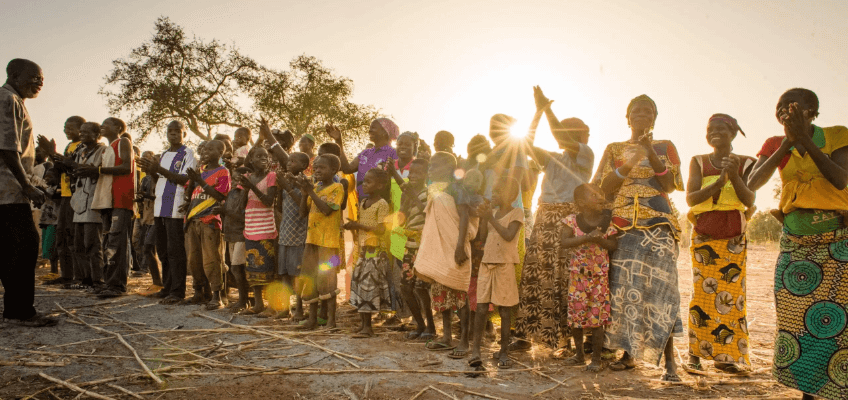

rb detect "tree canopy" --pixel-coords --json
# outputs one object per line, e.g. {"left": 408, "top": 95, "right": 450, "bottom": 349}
{"left": 101, "top": 17, "right": 379, "bottom": 147}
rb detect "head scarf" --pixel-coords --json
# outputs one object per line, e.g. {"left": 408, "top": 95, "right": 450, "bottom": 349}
{"left": 709, "top": 113, "right": 746, "bottom": 137}
{"left": 626, "top": 94, "right": 658, "bottom": 118}
{"left": 301, "top": 133, "right": 315, "bottom": 143}
{"left": 375, "top": 118, "right": 400, "bottom": 141}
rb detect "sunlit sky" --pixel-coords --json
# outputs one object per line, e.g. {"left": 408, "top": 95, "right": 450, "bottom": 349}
{"left": 3, "top": 0, "right": 847, "bottom": 212}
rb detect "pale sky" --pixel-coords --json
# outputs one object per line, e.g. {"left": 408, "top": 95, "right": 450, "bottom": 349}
{"left": 3, "top": 0, "right": 847, "bottom": 212}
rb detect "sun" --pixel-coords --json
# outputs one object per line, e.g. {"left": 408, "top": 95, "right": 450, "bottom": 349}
{"left": 509, "top": 119, "right": 527, "bottom": 138}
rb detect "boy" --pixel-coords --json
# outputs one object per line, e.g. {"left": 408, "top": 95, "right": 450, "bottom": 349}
{"left": 394, "top": 159, "right": 435, "bottom": 340}
{"left": 136, "top": 152, "right": 162, "bottom": 290}
{"left": 413, "top": 152, "right": 478, "bottom": 356}
{"left": 39, "top": 167, "right": 61, "bottom": 276}
{"left": 277, "top": 152, "right": 311, "bottom": 318}
{"left": 232, "top": 127, "right": 251, "bottom": 167}
{"left": 214, "top": 166, "right": 249, "bottom": 310}
{"left": 182, "top": 140, "right": 230, "bottom": 309}
{"left": 297, "top": 154, "right": 344, "bottom": 330}
{"left": 471, "top": 177, "right": 523, "bottom": 369}
{"left": 137, "top": 120, "right": 197, "bottom": 305}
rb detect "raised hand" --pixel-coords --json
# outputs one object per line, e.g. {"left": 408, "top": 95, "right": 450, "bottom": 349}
{"left": 258, "top": 116, "right": 274, "bottom": 143}
{"left": 325, "top": 123, "right": 342, "bottom": 143}
{"left": 533, "top": 86, "right": 551, "bottom": 111}
{"left": 37, "top": 135, "right": 57, "bottom": 155}
{"left": 186, "top": 167, "right": 203, "bottom": 184}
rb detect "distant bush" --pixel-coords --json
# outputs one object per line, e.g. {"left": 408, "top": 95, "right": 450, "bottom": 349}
{"left": 747, "top": 210, "right": 783, "bottom": 243}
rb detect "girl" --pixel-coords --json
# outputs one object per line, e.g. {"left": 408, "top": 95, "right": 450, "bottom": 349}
{"left": 238, "top": 146, "right": 278, "bottom": 316}
{"left": 345, "top": 168, "right": 392, "bottom": 338}
{"left": 560, "top": 183, "right": 618, "bottom": 372}
{"left": 685, "top": 114, "right": 755, "bottom": 373}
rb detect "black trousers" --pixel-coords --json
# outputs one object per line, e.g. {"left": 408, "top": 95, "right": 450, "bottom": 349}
{"left": 56, "top": 197, "right": 78, "bottom": 280}
{"left": 102, "top": 208, "right": 133, "bottom": 292}
{"left": 0, "top": 203, "right": 40, "bottom": 320}
{"left": 155, "top": 217, "right": 187, "bottom": 298}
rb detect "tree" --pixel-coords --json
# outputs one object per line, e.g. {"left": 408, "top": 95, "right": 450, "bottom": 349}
{"left": 100, "top": 17, "right": 263, "bottom": 142}
{"left": 249, "top": 55, "right": 380, "bottom": 152}
{"left": 747, "top": 210, "right": 783, "bottom": 243}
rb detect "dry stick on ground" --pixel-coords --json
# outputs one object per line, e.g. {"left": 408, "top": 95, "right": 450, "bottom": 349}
{"left": 504, "top": 358, "right": 571, "bottom": 397}
{"left": 134, "top": 387, "right": 196, "bottom": 395}
{"left": 409, "top": 386, "right": 429, "bottom": 400}
{"left": 0, "top": 360, "right": 67, "bottom": 367}
{"left": 160, "top": 367, "right": 540, "bottom": 377}
{"left": 55, "top": 303, "right": 164, "bottom": 384}
{"left": 21, "top": 375, "right": 136, "bottom": 400}
{"left": 105, "top": 383, "right": 144, "bottom": 399}
{"left": 37, "top": 373, "right": 118, "bottom": 400}
{"left": 194, "top": 313, "right": 364, "bottom": 363}
{"left": 306, "top": 338, "right": 361, "bottom": 368}
{"left": 428, "top": 385, "right": 458, "bottom": 400}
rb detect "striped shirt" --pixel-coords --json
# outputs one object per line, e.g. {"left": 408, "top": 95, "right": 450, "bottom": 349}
{"left": 154, "top": 145, "right": 196, "bottom": 218}
{"left": 187, "top": 165, "right": 230, "bottom": 230}
{"left": 244, "top": 171, "right": 277, "bottom": 241}
{"left": 401, "top": 186, "right": 428, "bottom": 249}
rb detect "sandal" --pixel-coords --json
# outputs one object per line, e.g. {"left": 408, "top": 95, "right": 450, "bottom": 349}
{"left": 351, "top": 332, "right": 374, "bottom": 339}
{"left": 685, "top": 362, "right": 703, "bottom": 371}
{"left": 715, "top": 363, "right": 746, "bottom": 374}
{"left": 160, "top": 296, "right": 182, "bottom": 305}
{"left": 497, "top": 358, "right": 514, "bottom": 369}
{"left": 6, "top": 314, "right": 59, "bottom": 328}
{"left": 661, "top": 372, "right": 682, "bottom": 382}
{"left": 508, "top": 339, "right": 532, "bottom": 352}
{"left": 586, "top": 362, "right": 605, "bottom": 373}
{"left": 405, "top": 331, "right": 422, "bottom": 340}
{"left": 97, "top": 289, "right": 124, "bottom": 299}
{"left": 466, "top": 357, "right": 486, "bottom": 378}
{"left": 447, "top": 348, "right": 469, "bottom": 359}
{"left": 424, "top": 340, "right": 456, "bottom": 351}
{"left": 609, "top": 359, "right": 636, "bottom": 371}
{"left": 551, "top": 347, "right": 574, "bottom": 360}
{"left": 563, "top": 356, "right": 586, "bottom": 366}
{"left": 416, "top": 332, "right": 436, "bottom": 342}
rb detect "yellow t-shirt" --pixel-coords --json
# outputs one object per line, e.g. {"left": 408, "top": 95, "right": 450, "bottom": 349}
{"left": 777, "top": 126, "right": 848, "bottom": 214}
{"left": 306, "top": 182, "right": 343, "bottom": 248}
{"left": 60, "top": 141, "right": 81, "bottom": 197}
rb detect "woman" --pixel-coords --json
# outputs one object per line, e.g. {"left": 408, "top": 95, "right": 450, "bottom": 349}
{"left": 593, "top": 95, "right": 684, "bottom": 381}
{"left": 748, "top": 88, "right": 848, "bottom": 400}
{"left": 326, "top": 118, "right": 399, "bottom": 197}
{"left": 512, "top": 87, "right": 594, "bottom": 352}
{"left": 685, "top": 114, "right": 756, "bottom": 373}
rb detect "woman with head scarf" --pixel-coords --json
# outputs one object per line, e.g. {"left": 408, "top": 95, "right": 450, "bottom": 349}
{"left": 685, "top": 113, "right": 756, "bottom": 374}
{"left": 747, "top": 88, "right": 848, "bottom": 400}
{"left": 326, "top": 118, "right": 399, "bottom": 198}
{"left": 592, "top": 95, "right": 684, "bottom": 381}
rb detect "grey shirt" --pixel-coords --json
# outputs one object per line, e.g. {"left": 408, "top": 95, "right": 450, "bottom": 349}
{"left": 539, "top": 144, "right": 594, "bottom": 204}
{"left": 0, "top": 83, "right": 34, "bottom": 205}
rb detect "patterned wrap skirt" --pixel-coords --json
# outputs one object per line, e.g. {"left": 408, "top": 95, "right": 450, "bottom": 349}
{"left": 772, "top": 225, "right": 848, "bottom": 400}
{"left": 350, "top": 247, "right": 392, "bottom": 313}
{"left": 688, "top": 234, "right": 750, "bottom": 365}
{"left": 606, "top": 225, "right": 683, "bottom": 366}
{"left": 514, "top": 202, "right": 576, "bottom": 349}
{"left": 245, "top": 239, "right": 277, "bottom": 286}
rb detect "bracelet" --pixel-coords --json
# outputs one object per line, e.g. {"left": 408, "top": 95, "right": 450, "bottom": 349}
{"left": 270, "top": 142, "right": 281, "bottom": 150}
{"left": 655, "top": 168, "right": 669, "bottom": 176}
{"left": 614, "top": 168, "right": 627, "bottom": 179}
{"left": 98, "top": 167, "right": 102, "bottom": 174}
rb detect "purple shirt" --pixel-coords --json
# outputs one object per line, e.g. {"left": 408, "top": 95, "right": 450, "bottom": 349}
{"left": 356, "top": 145, "right": 396, "bottom": 197}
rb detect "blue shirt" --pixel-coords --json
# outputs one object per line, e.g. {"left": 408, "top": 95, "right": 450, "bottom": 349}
{"left": 539, "top": 143, "right": 594, "bottom": 204}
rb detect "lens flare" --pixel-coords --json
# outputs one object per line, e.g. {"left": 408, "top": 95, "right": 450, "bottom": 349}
{"left": 454, "top": 168, "right": 466, "bottom": 180}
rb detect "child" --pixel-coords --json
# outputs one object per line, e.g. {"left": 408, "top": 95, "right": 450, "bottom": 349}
{"left": 560, "top": 183, "right": 618, "bottom": 372}
{"left": 136, "top": 152, "right": 163, "bottom": 290}
{"left": 345, "top": 168, "right": 392, "bottom": 337}
{"left": 231, "top": 127, "right": 251, "bottom": 167}
{"left": 414, "top": 152, "right": 479, "bottom": 356}
{"left": 276, "top": 152, "right": 310, "bottom": 319}
{"left": 316, "top": 142, "right": 350, "bottom": 323}
{"left": 394, "top": 159, "right": 435, "bottom": 340}
{"left": 215, "top": 166, "right": 249, "bottom": 311}
{"left": 297, "top": 154, "right": 344, "bottom": 330}
{"left": 471, "top": 177, "right": 523, "bottom": 369}
{"left": 238, "top": 146, "right": 278, "bottom": 315}
{"left": 183, "top": 140, "right": 231, "bottom": 310}
{"left": 39, "top": 167, "right": 61, "bottom": 276}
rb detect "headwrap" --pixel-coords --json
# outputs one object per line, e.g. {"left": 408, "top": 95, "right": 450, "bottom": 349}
{"left": 301, "top": 133, "right": 315, "bottom": 143}
{"left": 626, "top": 94, "right": 658, "bottom": 118}
{"left": 375, "top": 118, "right": 400, "bottom": 141}
{"left": 709, "top": 113, "right": 746, "bottom": 137}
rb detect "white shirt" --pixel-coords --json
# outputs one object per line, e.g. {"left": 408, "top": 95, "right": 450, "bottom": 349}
{"left": 154, "top": 145, "right": 197, "bottom": 218}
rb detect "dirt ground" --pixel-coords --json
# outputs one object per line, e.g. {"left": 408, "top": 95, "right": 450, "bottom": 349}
{"left": 0, "top": 243, "right": 803, "bottom": 400}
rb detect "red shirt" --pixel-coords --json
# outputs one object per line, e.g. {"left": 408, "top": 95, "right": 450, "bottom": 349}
{"left": 111, "top": 139, "right": 135, "bottom": 210}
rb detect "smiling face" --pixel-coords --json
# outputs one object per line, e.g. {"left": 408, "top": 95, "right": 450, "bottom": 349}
{"left": 64, "top": 119, "right": 82, "bottom": 141}
{"left": 298, "top": 136, "right": 314, "bottom": 154}
{"left": 233, "top": 128, "right": 250, "bottom": 148}
{"left": 166, "top": 121, "right": 186, "bottom": 147}
{"left": 368, "top": 120, "right": 388, "bottom": 144}
{"left": 249, "top": 147, "right": 269, "bottom": 172}
{"left": 706, "top": 120, "right": 734, "bottom": 149}
{"left": 79, "top": 123, "right": 101, "bottom": 145}
{"left": 407, "top": 162, "right": 428, "bottom": 187}
{"left": 100, "top": 119, "right": 120, "bottom": 139}
{"left": 775, "top": 90, "right": 816, "bottom": 124}
{"left": 14, "top": 63, "right": 44, "bottom": 99}
{"left": 200, "top": 140, "right": 224, "bottom": 165}
{"left": 396, "top": 135, "right": 415, "bottom": 161}
{"left": 627, "top": 101, "right": 656, "bottom": 132}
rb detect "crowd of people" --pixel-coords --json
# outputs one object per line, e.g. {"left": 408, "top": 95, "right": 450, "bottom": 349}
{"left": 2, "top": 58, "right": 847, "bottom": 400}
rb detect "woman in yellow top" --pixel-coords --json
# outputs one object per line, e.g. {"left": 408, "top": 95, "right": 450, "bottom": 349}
{"left": 685, "top": 114, "right": 756, "bottom": 374}
{"left": 593, "top": 95, "right": 684, "bottom": 381}
{"left": 748, "top": 88, "right": 848, "bottom": 400}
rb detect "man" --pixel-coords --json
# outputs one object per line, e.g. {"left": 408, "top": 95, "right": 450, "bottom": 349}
{"left": 0, "top": 58, "right": 55, "bottom": 327}
{"left": 43, "top": 115, "right": 85, "bottom": 286}
{"left": 137, "top": 120, "right": 196, "bottom": 305}
{"left": 78, "top": 117, "right": 135, "bottom": 298}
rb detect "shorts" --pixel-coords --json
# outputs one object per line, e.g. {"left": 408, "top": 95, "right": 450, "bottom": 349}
{"left": 400, "top": 247, "right": 429, "bottom": 289}
{"left": 300, "top": 244, "right": 340, "bottom": 302}
{"left": 277, "top": 244, "right": 304, "bottom": 277}
{"left": 430, "top": 282, "right": 467, "bottom": 313}
{"left": 477, "top": 263, "right": 519, "bottom": 307}
{"left": 227, "top": 241, "right": 246, "bottom": 265}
